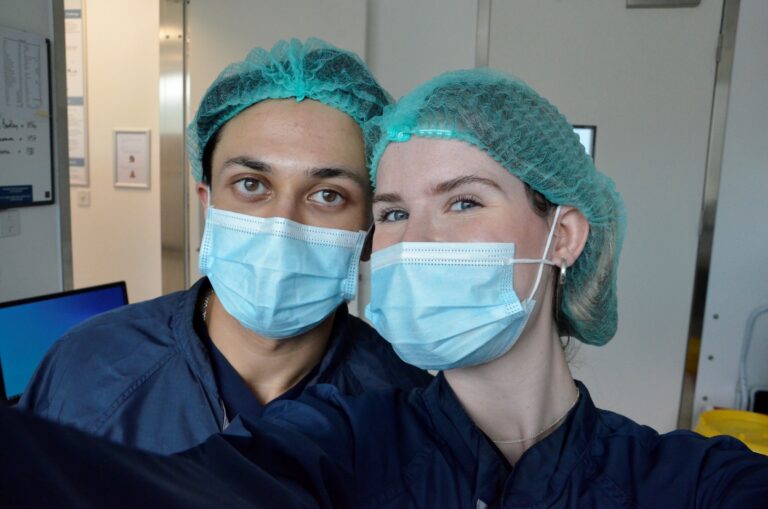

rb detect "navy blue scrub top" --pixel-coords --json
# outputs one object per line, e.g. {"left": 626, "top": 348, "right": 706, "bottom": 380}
{"left": 19, "top": 278, "right": 432, "bottom": 453}
{"left": 3, "top": 373, "right": 768, "bottom": 508}
{"left": 201, "top": 322, "right": 316, "bottom": 421}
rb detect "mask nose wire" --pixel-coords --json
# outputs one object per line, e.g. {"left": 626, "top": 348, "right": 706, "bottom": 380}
{"left": 526, "top": 205, "right": 562, "bottom": 302}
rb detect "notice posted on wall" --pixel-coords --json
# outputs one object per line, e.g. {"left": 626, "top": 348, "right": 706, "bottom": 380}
{"left": 0, "top": 25, "right": 53, "bottom": 208}
{"left": 65, "top": 0, "right": 88, "bottom": 186}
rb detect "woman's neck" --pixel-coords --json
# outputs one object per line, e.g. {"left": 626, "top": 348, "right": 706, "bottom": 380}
{"left": 444, "top": 314, "right": 577, "bottom": 466}
{"left": 205, "top": 292, "right": 333, "bottom": 405}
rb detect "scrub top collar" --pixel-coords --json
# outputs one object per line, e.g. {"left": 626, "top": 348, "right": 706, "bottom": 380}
{"left": 424, "top": 372, "right": 596, "bottom": 508}
{"left": 193, "top": 278, "right": 356, "bottom": 423}
{"left": 173, "top": 278, "right": 223, "bottom": 415}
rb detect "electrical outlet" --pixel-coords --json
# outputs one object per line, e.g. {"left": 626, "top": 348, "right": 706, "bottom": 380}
{"left": 0, "top": 209, "right": 21, "bottom": 237}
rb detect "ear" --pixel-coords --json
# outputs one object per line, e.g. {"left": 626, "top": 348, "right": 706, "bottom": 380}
{"left": 551, "top": 206, "right": 589, "bottom": 268}
{"left": 196, "top": 183, "right": 211, "bottom": 218}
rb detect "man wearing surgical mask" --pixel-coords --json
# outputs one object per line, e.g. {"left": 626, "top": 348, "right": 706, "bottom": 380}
{"left": 19, "top": 38, "right": 431, "bottom": 454}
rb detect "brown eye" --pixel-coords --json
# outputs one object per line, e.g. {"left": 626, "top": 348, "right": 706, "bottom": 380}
{"left": 235, "top": 177, "right": 267, "bottom": 195}
{"left": 309, "top": 189, "right": 344, "bottom": 206}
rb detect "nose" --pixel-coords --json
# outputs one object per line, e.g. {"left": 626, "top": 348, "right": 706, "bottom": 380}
{"left": 400, "top": 213, "right": 443, "bottom": 243}
{"left": 267, "top": 194, "right": 303, "bottom": 224}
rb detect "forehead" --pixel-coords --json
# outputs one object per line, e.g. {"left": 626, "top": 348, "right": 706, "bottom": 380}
{"left": 211, "top": 99, "right": 366, "bottom": 180}
{"left": 218, "top": 98, "right": 362, "bottom": 146}
{"left": 375, "top": 137, "right": 522, "bottom": 194}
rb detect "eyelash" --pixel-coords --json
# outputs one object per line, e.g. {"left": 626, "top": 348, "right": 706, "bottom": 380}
{"left": 375, "top": 193, "right": 483, "bottom": 222}
{"left": 234, "top": 177, "right": 267, "bottom": 194}
{"left": 375, "top": 207, "right": 405, "bottom": 223}
{"left": 449, "top": 194, "right": 482, "bottom": 210}
{"left": 309, "top": 189, "right": 346, "bottom": 206}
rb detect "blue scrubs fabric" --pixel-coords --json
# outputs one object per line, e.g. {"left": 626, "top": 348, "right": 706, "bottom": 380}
{"left": 1, "top": 375, "right": 767, "bottom": 508}
{"left": 17, "top": 278, "right": 432, "bottom": 453}
{"left": 243, "top": 375, "right": 768, "bottom": 508}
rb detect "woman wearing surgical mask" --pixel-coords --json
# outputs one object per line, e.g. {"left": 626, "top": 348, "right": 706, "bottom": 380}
{"left": 3, "top": 69, "right": 767, "bottom": 508}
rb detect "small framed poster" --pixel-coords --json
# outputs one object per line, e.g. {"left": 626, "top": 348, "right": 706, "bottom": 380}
{"left": 114, "top": 129, "right": 150, "bottom": 189}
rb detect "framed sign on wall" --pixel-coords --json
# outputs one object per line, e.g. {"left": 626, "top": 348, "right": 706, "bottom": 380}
{"left": 113, "top": 129, "right": 150, "bottom": 189}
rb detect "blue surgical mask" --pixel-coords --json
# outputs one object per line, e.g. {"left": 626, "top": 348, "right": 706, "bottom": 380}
{"left": 199, "top": 205, "right": 367, "bottom": 339}
{"left": 365, "top": 207, "right": 561, "bottom": 370}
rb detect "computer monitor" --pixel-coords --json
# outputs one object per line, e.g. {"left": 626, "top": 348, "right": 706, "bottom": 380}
{"left": 0, "top": 282, "right": 128, "bottom": 404}
{"left": 573, "top": 125, "right": 596, "bottom": 159}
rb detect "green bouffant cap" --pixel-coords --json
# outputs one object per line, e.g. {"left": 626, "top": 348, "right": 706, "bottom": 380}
{"left": 366, "top": 68, "right": 626, "bottom": 346}
{"left": 188, "top": 37, "right": 392, "bottom": 182}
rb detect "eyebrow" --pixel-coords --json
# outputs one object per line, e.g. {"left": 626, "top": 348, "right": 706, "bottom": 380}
{"left": 307, "top": 167, "right": 370, "bottom": 193}
{"left": 219, "top": 158, "right": 368, "bottom": 192}
{"left": 221, "top": 156, "right": 271, "bottom": 172}
{"left": 372, "top": 174, "right": 502, "bottom": 205}
{"left": 372, "top": 192, "right": 402, "bottom": 205}
{"left": 432, "top": 175, "right": 502, "bottom": 195}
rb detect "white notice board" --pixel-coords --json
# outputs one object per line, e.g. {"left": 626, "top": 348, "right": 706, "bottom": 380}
{"left": 0, "top": 25, "right": 54, "bottom": 208}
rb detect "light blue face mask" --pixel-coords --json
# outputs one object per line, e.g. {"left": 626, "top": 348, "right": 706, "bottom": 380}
{"left": 365, "top": 207, "right": 561, "bottom": 370}
{"left": 199, "top": 205, "right": 367, "bottom": 339}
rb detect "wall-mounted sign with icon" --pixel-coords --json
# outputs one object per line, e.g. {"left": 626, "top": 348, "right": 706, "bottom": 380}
{"left": 113, "top": 129, "right": 150, "bottom": 189}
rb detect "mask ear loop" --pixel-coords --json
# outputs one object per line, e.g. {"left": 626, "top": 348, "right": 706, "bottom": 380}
{"left": 526, "top": 205, "right": 562, "bottom": 302}
{"left": 360, "top": 222, "right": 375, "bottom": 262}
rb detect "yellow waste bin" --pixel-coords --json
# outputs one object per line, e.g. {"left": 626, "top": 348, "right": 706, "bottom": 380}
{"left": 695, "top": 409, "right": 768, "bottom": 456}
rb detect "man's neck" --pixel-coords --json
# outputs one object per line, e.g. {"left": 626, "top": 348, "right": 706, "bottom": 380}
{"left": 205, "top": 292, "right": 334, "bottom": 405}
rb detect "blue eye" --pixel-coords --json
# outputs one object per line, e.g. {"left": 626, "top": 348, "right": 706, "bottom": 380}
{"left": 378, "top": 209, "right": 408, "bottom": 222}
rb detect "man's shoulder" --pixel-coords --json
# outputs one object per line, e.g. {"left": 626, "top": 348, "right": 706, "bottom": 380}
{"left": 67, "top": 284, "right": 195, "bottom": 340}
{"left": 17, "top": 284, "right": 204, "bottom": 424}
{"left": 35, "top": 294, "right": 179, "bottom": 375}
{"left": 339, "top": 313, "right": 433, "bottom": 390}
{"left": 262, "top": 382, "right": 430, "bottom": 453}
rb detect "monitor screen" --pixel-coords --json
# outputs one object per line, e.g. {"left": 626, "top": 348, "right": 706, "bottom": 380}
{"left": 0, "top": 282, "right": 128, "bottom": 402}
{"left": 573, "top": 125, "right": 596, "bottom": 159}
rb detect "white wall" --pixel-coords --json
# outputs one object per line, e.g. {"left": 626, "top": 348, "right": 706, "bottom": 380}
{"left": 366, "top": 0, "right": 477, "bottom": 99}
{"left": 0, "top": 0, "right": 68, "bottom": 302}
{"left": 487, "top": 0, "right": 723, "bottom": 431}
{"left": 693, "top": 0, "right": 768, "bottom": 421}
{"left": 68, "top": 0, "right": 161, "bottom": 303}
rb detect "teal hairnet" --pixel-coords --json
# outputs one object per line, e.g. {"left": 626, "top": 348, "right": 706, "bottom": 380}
{"left": 188, "top": 37, "right": 392, "bottom": 182}
{"left": 366, "top": 68, "right": 626, "bottom": 346}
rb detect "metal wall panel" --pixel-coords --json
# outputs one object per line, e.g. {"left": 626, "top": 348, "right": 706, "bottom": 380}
{"left": 159, "top": 0, "right": 188, "bottom": 293}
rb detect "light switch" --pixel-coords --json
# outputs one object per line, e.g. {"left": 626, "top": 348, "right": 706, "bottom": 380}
{"left": 77, "top": 190, "right": 91, "bottom": 207}
{"left": 0, "top": 209, "right": 21, "bottom": 238}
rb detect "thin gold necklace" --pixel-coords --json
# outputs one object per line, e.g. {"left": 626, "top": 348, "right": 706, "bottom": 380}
{"left": 490, "top": 388, "right": 580, "bottom": 445}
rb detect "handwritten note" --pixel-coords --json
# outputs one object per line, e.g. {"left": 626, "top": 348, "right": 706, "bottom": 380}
{"left": 0, "top": 25, "right": 53, "bottom": 206}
